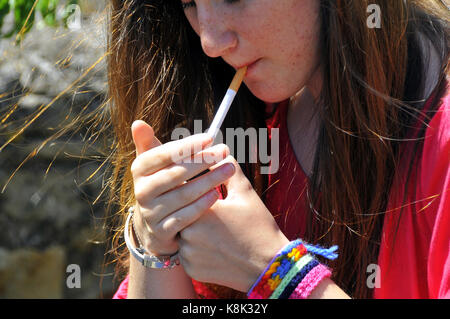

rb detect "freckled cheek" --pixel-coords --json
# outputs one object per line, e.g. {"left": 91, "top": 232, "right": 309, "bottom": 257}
{"left": 292, "top": 30, "right": 320, "bottom": 63}
{"left": 241, "top": 25, "right": 273, "bottom": 50}
{"left": 236, "top": 12, "right": 278, "bottom": 47}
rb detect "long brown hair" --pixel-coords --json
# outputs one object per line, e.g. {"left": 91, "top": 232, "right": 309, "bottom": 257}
{"left": 106, "top": 0, "right": 449, "bottom": 298}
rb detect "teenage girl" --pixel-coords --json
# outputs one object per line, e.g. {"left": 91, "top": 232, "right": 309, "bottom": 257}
{"left": 108, "top": 0, "right": 449, "bottom": 299}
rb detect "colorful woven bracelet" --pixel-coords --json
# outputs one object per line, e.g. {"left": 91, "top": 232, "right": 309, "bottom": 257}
{"left": 270, "top": 254, "right": 314, "bottom": 299}
{"left": 248, "top": 250, "right": 306, "bottom": 298}
{"left": 248, "top": 242, "right": 307, "bottom": 299}
{"left": 246, "top": 239, "right": 302, "bottom": 296}
{"left": 278, "top": 258, "right": 320, "bottom": 299}
{"left": 248, "top": 239, "right": 338, "bottom": 299}
{"left": 288, "top": 264, "right": 332, "bottom": 299}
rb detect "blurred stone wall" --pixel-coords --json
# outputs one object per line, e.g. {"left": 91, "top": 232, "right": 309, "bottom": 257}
{"left": 0, "top": 1, "right": 118, "bottom": 298}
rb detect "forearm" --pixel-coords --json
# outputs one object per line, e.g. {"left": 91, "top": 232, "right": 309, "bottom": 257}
{"left": 307, "top": 278, "right": 351, "bottom": 299}
{"left": 245, "top": 238, "right": 352, "bottom": 300}
{"left": 127, "top": 256, "right": 198, "bottom": 299}
{"left": 126, "top": 230, "right": 197, "bottom": 299}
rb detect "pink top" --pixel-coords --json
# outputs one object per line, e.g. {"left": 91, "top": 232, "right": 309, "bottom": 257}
{"left": 113, "top": 82, "right": 450, "bottom": 299}
{"left": 374, "top": 83, "right": 450, "bottom": 298}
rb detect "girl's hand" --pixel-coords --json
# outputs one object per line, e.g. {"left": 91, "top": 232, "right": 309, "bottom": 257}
{"left": 130, "top": 120, "right": 236, "bottom": 256}
{"left": 178, "top": 156, "right": 290, "bottom": 293}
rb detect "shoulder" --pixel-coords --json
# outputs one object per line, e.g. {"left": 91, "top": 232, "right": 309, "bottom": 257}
{"left": 419, "top": 81, "right": 450, "bottom": 192}
{"left": 424, "top": 81, "right": 450, "bottom": 147}
{"left": 375, "top": 82, "right": 450, "bottom": 299}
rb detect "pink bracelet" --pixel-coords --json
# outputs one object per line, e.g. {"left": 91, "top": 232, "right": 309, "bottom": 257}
{"left": 288, "top": 264, "right": 331, "bottom": 299}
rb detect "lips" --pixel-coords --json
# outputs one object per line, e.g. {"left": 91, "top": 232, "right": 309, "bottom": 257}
{"left": 228, "top": 59, "right": 261, "bottom": 78}
{"left": 231, "top": 58, "right": 261, "bottom": 70}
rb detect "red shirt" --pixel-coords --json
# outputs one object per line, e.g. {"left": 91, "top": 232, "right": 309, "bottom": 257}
{"left": 375, "top": 84, "right": 450, "bottom": 298}
{"left": 113, "top": 84, "right": 450, "bottom": 299}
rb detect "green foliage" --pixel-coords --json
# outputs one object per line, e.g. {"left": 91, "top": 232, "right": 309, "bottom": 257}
{"left": 37, "top": 0, "right": 59, "bottom": 27}
{"left": 0, "top": 0, "right": 11, "bottom": 31}
{"left": 0, "top": 0, "right": 79, "bottom": 40}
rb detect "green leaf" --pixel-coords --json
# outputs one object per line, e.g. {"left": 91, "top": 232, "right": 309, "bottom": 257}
{"left": 0, "top": 0, "right": 11, "bottom": 31}
{"left": 0, "top": 0, "right": 79, "bottom": 40}
{"left": 13, "top": 0, "right": 36, "bottom": 37}
{"left": 38, "top": 0, "right": 58, "bottom": 27}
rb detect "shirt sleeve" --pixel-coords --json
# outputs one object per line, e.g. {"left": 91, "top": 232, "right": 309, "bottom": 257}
{"left": 112, "top": 275, "right": 129, "bottom": 299}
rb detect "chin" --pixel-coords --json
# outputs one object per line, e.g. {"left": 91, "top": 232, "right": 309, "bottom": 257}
{"left": 244, "top": 81, "right": 292, "bottom": 104}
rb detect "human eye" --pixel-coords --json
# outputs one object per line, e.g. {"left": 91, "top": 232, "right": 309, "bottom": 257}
{"left": 181, "top": 1, "right": 196, "bottom": 10}
{"left": 181, "top": 0, "right": 240, "bottom": 10}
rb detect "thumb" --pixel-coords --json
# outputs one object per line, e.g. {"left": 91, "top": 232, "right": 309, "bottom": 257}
{"left": 215, "top": 155, "right": 253, "bottom": 196}
{"left": 131, "top": 120, "right": 162, "bottom": 156}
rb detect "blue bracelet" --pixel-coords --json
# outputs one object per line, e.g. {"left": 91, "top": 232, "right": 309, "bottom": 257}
{"left": 246, "top": 239, "right": 303, "bottom": 296}
{"left": 278, "top": 259, "right": 319, "bottom": 299}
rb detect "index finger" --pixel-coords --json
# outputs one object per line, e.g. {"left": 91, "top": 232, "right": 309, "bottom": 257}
{"left": 131, "top": 133, "right": 213, "bottom": 177}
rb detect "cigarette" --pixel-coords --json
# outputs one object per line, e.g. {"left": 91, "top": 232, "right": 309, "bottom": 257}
{"left": 207, "top": 66, "right": 247, "bottom": 140}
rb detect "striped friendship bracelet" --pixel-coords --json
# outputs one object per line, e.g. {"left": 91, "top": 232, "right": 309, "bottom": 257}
{"left": 246, "top": 239, "right": 303, "bottom": 295}
{"left": 289, "top": 264, "right": 332, "bottom": 299}
{"left": 248, "top": 242, "right": 308, "bottom": 299}
{"left": 272, "top": 256, "right": 319, "bottom": 299}
{"left": 247, "top": 239, "right": 338, "bottom": 299}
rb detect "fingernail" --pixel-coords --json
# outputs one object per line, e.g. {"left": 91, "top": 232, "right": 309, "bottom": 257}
{"left": 222, "top": 163, "right": 235, "bottom": 175}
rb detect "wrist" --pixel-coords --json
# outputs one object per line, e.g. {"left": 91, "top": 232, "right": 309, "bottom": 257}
{"left": 124, "top": 207, "right": 180, "bottom": 269}
{"left": 128, "top": 250, "right": 198, "bottom": 299}
{"left": 130, "top": 214, "right": 143, "bottom": 249}
{"left": 246, "top": 239, "right": 339, "bottom": 299}
{"left": 131, "top": 206, "right": 178, "bottom": 256}
{"left": 245, "top": 233, "right": 290, "bottom": 293}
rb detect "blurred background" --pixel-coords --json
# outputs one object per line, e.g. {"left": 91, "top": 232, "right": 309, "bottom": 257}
{"left": 0, "top": 0, "right": 118, "bottom": 298}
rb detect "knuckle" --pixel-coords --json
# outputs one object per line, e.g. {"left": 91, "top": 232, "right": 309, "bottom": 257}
{"left": 177, "top": 186, "right": 194, "bottom": 203}
{"left": 168, "top": 165, "right": 185, "bottom": 181}
{"left": 141, "top": 209, "right": 158, "bottom": 228}
{"left": 152, "top": 223, "right": 169, "bottom": 240}
{"left": 156, "top": 167, "right": 181, "bottom": 191}
{"left": 162, "top": 216, "right": 183, "bottom": 235}
{"left": 134, "top": 186, "right": 148, "bottom": 203}
{"left": 134, "top": 178, "right": 157, "bottom": 203}
{"left": 130, "top": 160, "right": 139, "bottom": 177}
{"left": 152, "top": 151, "right": 166, "bottom": 165}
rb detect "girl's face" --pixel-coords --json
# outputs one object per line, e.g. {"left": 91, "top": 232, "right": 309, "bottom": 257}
{"left": 181, "top": 0, "right": 323, "bottom": 103}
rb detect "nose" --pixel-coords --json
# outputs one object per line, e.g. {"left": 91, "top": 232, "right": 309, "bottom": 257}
{"left": 197, "top": 8, "right": 237, "bottom": 58}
